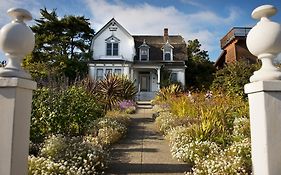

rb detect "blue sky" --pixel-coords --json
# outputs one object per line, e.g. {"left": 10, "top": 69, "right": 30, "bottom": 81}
{"left": 0, "top": 0, "right": 281, "bottom": 62}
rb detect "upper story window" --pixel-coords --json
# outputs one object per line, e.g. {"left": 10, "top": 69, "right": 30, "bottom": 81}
{"left": 105, "top": 35, "right": 120, "bottom": 56}
{"left": 162, "top": 41, "right": 174, "bottom": 61}
{"left": 139, "top": 40, "right": 150, "bottom": 61}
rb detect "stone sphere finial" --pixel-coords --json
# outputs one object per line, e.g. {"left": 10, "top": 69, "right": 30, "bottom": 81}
{"left": 246, "top": 5, "right": 281, "bottom": 82}
{"left": 0, "top": 8, "right": 35, "bottom": 79}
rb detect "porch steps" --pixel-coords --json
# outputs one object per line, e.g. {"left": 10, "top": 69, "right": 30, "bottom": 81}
{"left": 136, "top": 101, "right": 153, "bottom": 109}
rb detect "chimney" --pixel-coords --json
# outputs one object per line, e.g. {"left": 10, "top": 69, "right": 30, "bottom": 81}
{"left": 164, "top": 28, "right": 168, "bottom": 36}
{"left": 164, "top": 28, "right": 168, "bottom": 42}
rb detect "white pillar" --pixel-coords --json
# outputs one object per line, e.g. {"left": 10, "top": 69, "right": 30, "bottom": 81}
{"left": 157, "top": 67, "right": 160, "bottom": 90}
{"left": 245, "top": 5, "right": 281, "bottom": 175}
{"left": 0, "top": 78, "right": 36, "bottom": 175}
{"left": 245, "top": 81, "right": 281, "bottom": 174}
{"left": 0, "top": 8, "right": 36, "bottom": 175}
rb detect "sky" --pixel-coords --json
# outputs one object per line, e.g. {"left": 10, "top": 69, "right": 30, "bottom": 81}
{"left": 0, "top": 0, "right": 281, "bottom": 62}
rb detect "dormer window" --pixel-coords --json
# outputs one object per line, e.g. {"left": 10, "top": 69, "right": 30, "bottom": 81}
{"left": 139, "top": 40, "right": 150, "bottom": 61}
{"left": 105, "top": 35, "right": 120, "bottom": 56}
{"left": 162, "top": 41, "right": 174, "bottom": 61}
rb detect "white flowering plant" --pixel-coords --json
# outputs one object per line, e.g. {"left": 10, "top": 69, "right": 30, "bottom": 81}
{"left": 187, "top": 139, "right": 251, "bottom": 175}
{"left": 92, "top": 117, "right": 127, "bottom": 146}
{"left": 30, "top": 135, "right": 108, "bottom": 175}
{"left": 153, "top": 90, "right": 252, "bottom": 174}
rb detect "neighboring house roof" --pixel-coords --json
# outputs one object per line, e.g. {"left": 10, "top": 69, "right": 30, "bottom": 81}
{"left": 220, "top": 27, "right": 251, "bottom": 49}
{"left": 133, "top": 35, "right": 187, "bottom": 61}
{"left": 215, "top": 27, "right": 256, "bottom": 68}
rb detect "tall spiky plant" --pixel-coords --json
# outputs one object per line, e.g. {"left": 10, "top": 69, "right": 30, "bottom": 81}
{"left": 96, "top": 74, "right": 137, "bottom": 111}
{"left": 119, "top": 75, "right": 137, "bottom": 100}
{"left": 97, "top": 74, "right": 123, "bottom": 110}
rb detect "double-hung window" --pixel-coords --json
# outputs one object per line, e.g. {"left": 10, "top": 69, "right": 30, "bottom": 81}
{"left": 162, "top": 41, "right": 174, "bottom": 61}
{"left": 106, "top": 35, "right": 120, "bottom": 56}
{"left": 140, "top": 48, "right": 149, "bottom": 61}
{"left": 106, "top": 43, "right": 118, "bottom": 56}
{"left": 139, "top": 40, "right": 150, "bottom": 61}
{"left": 96, "top": 69, "right": 104, "bottom": 80}
{"left": 114, "top": 69, "right": 122, "bottom": 75}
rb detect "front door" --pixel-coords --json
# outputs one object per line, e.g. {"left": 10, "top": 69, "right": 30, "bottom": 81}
{"left": 139, "top": 73, "right": 150, "bottom": 92}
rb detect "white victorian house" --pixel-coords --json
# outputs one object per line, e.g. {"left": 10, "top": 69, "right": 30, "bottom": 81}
{"left": 89, "top": 18, "right": 187, "bottom": 100}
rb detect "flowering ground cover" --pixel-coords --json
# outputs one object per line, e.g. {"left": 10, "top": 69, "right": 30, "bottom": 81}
{"left": 152, "top": 84, "right": 251, "bottom": 174}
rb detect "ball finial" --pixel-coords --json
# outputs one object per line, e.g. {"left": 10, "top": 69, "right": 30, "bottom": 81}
{"left": 246, "top": 5, "right": 281, "bottom": 82}
{"left": 0, "top": 8, "right": 35, "bottom": 79}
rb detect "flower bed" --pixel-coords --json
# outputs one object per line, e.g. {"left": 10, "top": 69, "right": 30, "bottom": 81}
{"left": 153, "top": 85, "right": 252, "bottom": 174}
{"left": 29, "top": 84, "right": 131, "bottom": 174}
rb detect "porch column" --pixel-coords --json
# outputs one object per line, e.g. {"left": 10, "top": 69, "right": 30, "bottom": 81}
{"left": 130, "top": 68, "right": 134, "bottom": 80}
{"left": 157, "top": 67, "right": 160, "bottom": 90}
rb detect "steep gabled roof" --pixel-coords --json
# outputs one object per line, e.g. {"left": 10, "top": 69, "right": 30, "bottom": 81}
{"left": 92, "top": 18, "right": 132, "bottom": 40}
{"left": 133, "top": 35, "right": 187, "bottom": 61}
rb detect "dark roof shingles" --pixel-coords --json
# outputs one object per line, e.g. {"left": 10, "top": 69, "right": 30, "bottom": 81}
{"left": 133, "top": 35, "right": 187, "bottom": 61}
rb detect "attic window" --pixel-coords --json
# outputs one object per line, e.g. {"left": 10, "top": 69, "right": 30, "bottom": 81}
{"left": 139, "top": 40, "right": 150, "bottom": 61}
{"left": 162, "top": 41, "right": 174, "bottom": 61}
{"left": 105, "top": 35, "right": 120, "bottom": 56}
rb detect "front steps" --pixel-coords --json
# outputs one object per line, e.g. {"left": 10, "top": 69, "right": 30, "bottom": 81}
{"left": 136, "top": 101, "right": 153, "bottom": 109}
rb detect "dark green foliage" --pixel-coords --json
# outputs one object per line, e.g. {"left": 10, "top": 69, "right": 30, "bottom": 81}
{"left": 211, "top": 61, "right": 260, "bottom": 97}
{"left": 30, "top": 86, "right": 103, "bottom": 143}
{"left": 96, "top": 74, "right": 137, "bottom": 111}
{"left": 23, "top": 8, "right": 94, "bottom": 82}
{"left": 185, "top": 39, "right": 215, "bottom": 89}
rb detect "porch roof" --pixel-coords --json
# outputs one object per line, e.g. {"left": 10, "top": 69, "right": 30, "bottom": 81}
{"left": 133, "top": 60, "right": 186, "bottom": 69}
{"left": 88, "top": 59, "right": 133, "bottom": 64}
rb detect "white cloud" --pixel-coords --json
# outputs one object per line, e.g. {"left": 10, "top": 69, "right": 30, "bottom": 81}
{"left": 83, "top": 0, "right": 240, "bottom": 59}
{"left": 0, "top": 0, "right": 41, "bottom": 28}
{"left": 0, "top": 0, "right": 42, "bottom": 61}
{"left": 180, "top": 0, "right": 204, "bottom": 8}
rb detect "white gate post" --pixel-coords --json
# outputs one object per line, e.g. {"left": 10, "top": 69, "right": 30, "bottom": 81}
{"left": 0, "top": 8, "right": 36, "bottom": 175}
{"left": 245, "top": 5, "right": 281, "bottom": 175}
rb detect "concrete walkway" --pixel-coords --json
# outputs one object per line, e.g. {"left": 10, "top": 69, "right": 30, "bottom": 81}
{"left": 106, "top": 108, "right": 191, "bottom": 175}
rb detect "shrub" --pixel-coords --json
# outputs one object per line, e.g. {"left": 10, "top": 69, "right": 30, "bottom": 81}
{"left": 153, "top": 84, "right": 182, "bottom": 104}
{"left": 211, "top": 61, "right": 260, "bottom": 97}
{"left": 94, "top": 118, "right": 127, "bottom": 146}
{"left": 168, "top": 126, "right": 220, "bottom": 164}
{"left": 30, "top": 86, "right": 103, "bottom": 144}
{"left": 105, "top": 110, "right": 131, "bottom": 126}
{"left": 168, "top": 94, "right": 199, "bottom": 119}
{"left": 37, "top": 135, "right": 107, "bottom": 175}
{"left": 96, "top": 74, "right": 137, "bottom": 111}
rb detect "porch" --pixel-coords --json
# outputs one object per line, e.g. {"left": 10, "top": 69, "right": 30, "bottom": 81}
{"left": 132, "top": 64, "right": 162, "bottom": 101}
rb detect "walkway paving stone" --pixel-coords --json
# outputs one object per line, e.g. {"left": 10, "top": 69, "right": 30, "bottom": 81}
{"left": 107, "top": 108, "right": 191, "bottom": 175}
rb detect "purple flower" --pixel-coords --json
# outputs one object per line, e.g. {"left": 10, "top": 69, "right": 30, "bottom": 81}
{"left": 119, "top": 100, "right": 136, "bottom": 110}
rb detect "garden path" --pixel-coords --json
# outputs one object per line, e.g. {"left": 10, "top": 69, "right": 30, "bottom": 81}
{"left": 106, "top": 107, "right": 191, "bottom": 174}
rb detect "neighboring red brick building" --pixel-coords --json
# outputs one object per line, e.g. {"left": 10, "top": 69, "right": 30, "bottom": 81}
{"left": 215, "top": 27, "right": 257, "bottom": 68}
